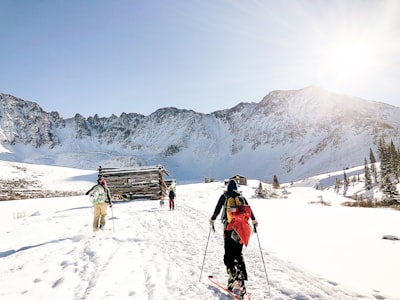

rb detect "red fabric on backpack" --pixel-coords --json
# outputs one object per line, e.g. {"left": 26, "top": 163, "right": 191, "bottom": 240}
{"left": 226, "top": 205, "right": 252, "bottom": 246}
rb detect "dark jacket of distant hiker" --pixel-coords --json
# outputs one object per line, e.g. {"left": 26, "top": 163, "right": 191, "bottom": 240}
{"left": 168, "top": 188, "right": 176, "bottom": 210}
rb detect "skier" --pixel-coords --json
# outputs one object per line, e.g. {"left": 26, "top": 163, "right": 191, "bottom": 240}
{"left": 86, "top": 177, "right": 112, "bottom": 232}
{"left": 168, "top": 187, "right": 176, "bottom": 210}
{"left": 209, "top": 179, "right": 258, "bottom": 293}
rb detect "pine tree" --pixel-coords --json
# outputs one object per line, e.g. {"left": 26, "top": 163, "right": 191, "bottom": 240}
{"left": 272, "top": 175, "right": 280, "bottom": 189}
{"left": 342, "top": 170, "right": 350, "bottom": 196}
{"left": 343, "top": 170, "right": 349, "bottom": 187}
{"left": 370, "top": 162, "right": 378, "bottom": 183}
{"left": 389, "top": 140, "right": 400, "bottom": 180}
{"left": 381, "top": 175, "right": 397, "bottom": 199}
{"left": 334, "top": 178, "right": 340, "bottom": 193}
{"left": 364, "top": 157, "right": 372, "bottom": 190}
{"left": 257, "top": 181, "right": 263, "bottom": 197}
{"left": 377, "top": 137, "right": 399, "bottom": 198}
{"left": 369, "top": 148, "right": 376, "bottom": 164}
{"left": 378, "top": 138, "right": 391, "bottom": 189}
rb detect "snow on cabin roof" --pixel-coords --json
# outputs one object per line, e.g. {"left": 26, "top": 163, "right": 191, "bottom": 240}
{"left": 99, "top": 165, "right": 169, "bottom": 176}
{"left": 230, "top": 174, "right": 247, "bottom": 178}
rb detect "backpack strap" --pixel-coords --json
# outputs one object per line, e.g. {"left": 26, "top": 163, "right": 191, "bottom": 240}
{"left": 225, "top": 194, "right": 244, "bottom": 224}
{"left": 219, "top": 193, "right": 229, "bottom": 224}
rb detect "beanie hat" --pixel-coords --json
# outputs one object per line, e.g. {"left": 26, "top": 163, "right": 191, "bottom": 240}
{"left": 227, "top": 179, "right": 238, "bottom": 193}
{"left": 98, "top": 178, "right": 107, "bottom": 186}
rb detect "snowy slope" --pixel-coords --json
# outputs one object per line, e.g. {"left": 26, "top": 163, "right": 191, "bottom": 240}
{"left": 1, "top": 161, "right": 399, "bottom": 299}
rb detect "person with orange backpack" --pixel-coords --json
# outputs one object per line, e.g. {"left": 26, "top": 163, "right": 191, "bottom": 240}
{"left": 209, "top": 179, "right": 258, "bottom": 295}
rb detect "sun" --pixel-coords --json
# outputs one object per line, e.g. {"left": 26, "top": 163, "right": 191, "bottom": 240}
{"left": 315, "top": 36, "right": 377, "bottom": 91}
{"left": 325, "top": 43, "right": 370, "bottom": 78}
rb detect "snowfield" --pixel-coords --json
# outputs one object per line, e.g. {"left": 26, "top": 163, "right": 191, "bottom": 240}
{"left": 0, "top": 161, "right": 400, "bottom": 299}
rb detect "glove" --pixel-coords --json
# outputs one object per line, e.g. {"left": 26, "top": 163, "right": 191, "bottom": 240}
{"left": 252, "top": 219, "right": 258, "bottom": 227}
{"left": 209, "top": 219, "right": 215, "bottom": 232}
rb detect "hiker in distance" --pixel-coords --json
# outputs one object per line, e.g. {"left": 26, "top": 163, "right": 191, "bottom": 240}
{"left": 86, "top": 177, "right": 112, "bottom": 232}
{"left": 209, "top": 179, "right": 258, "bottom": 292}
{"left": 168, "top": 186, "right": 176, "bottom": 210}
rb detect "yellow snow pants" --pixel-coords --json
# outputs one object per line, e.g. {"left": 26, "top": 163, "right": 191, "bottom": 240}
{"left": 93, "top": 202, "right": 108, "bottom": 231}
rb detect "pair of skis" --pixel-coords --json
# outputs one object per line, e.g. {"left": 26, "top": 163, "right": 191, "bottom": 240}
{"left": 208, "top": 275, "right": 251, "bottom": 300}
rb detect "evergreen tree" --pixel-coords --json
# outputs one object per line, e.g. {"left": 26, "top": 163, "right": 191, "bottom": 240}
{"left": 378, "top": 138, "right": 391, "bottom": 188}
{"left": 343, "top": 170, "right": 349, "bottom": 196}
{"left": 334, "top": 178, "right": 340, "bottom": 193}
{"left": 272, "top": 175, "right": 280, "bottom": 189}
{"left": 377, "top": 137, "right": 399, "bottom": 197}
{"left": 370, "top": 162, "right": 378, "bottom": 184}
{"left": 257, "top": 181, "right": 263, "bottom": 197}
{"left": 381, "top": 175, "right": 397, "bottom": 199}
{"left": 364, "top": 157, "right": 372, "bottom": 190}
{"left": 369, "top": 147, "right": 378, "bottom": 183}
{"left": 343, "top": 170, "right": 349, "bottom": 187}
{"left": 369, "top": 148, "right": 376, "bottom": 163}
{"left": 389, "top": 140, "right": 400, "bottom": 179}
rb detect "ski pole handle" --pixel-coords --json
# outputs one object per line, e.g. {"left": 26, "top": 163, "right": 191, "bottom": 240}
{"left": 209, "top": 219, "right": 215, "bottom": 232}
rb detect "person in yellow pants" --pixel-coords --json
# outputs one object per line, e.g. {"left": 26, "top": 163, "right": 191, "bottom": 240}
{"left": 93, "top": 202, "right": 108, "bottom": 230}
{"left": 86, "top": 177, "right": 112, "bottom": 232}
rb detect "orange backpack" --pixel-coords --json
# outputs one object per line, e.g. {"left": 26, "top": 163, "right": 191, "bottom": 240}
{"left": 225, "top": 196, "right": 252, "bottom": 246}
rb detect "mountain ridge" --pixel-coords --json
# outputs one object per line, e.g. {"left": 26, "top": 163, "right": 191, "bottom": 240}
{"left": 1, "top": 87, "right": 399, "bottom": 182}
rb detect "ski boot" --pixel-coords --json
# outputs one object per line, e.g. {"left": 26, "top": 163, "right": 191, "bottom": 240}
{"left": 238, "top": 283, "right": 247, "bottom": 299}
{"left": 227, "top": 267, "right": 236, "bottom": 291}
{"left": 234, "top": 268, "right": 247, "bottom": 299}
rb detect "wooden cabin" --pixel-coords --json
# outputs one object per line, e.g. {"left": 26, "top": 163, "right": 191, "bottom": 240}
{"left": 164, "top": 179, "right": 177, "bottom": 189}
{"left": 98, "top": 165, "right": 170, "bottom": 200}
{"left": 225, "top": 174, "right": 248, "bottom": 186}
{"left": 205, "top": 177, "right": 215, "bottom": 183}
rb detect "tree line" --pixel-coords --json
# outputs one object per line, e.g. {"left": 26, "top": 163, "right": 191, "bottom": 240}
{"left": 364, "top": 137, "right": 399, "bottom": 201}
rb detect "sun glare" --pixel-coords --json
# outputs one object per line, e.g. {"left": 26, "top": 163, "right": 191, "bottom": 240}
{"left": 316, "top": 37, "right": 376, "bottom": 90}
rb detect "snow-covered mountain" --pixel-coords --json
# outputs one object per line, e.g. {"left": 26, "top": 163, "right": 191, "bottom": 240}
{"left": 1, "top": 87, "right": 399, "bottom": 182}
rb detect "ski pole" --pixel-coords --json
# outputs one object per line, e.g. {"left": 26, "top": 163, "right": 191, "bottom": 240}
{"left": 199, "top": 227, "right": 213, "bottom": 282}
{"left": 254, "top": 226, "right": 271, "bottom": 295}
{"left": 110, "top": 203, "right": 115, "bottom": 232}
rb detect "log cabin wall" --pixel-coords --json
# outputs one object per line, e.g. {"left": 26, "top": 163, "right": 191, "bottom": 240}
{"left": 98, "top": 165, "right": 170, "bottom": 200}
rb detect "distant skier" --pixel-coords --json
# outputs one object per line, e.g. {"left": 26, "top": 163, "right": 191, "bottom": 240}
{"left": 86, "top": 177, "right": 112, "bottom": 232}
{"left": 209, "top": 179, "right": 258, "bottom": 293}
{"left": 168, "top": 187, "right": 176, "bottom": 210}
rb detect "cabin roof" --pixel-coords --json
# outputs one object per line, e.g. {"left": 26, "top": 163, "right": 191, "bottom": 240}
{"left": 230, "top": 174, "right": 247, "bottom": 179}
{"left": 99, "top": 165, "right": 169, "bottom": 176}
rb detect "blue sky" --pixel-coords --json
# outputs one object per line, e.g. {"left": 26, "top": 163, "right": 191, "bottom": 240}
{"left": 1, "top": 0, "right": 399, "bottom": 118}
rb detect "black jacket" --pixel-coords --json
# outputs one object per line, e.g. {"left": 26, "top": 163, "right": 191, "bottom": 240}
{"left": 210, "top": 189, "right": 255, "bottom": 222}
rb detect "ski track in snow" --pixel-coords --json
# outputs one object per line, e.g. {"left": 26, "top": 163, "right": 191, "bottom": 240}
{"left": 0, "top": 189, "right": 391, "bottom": 300}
